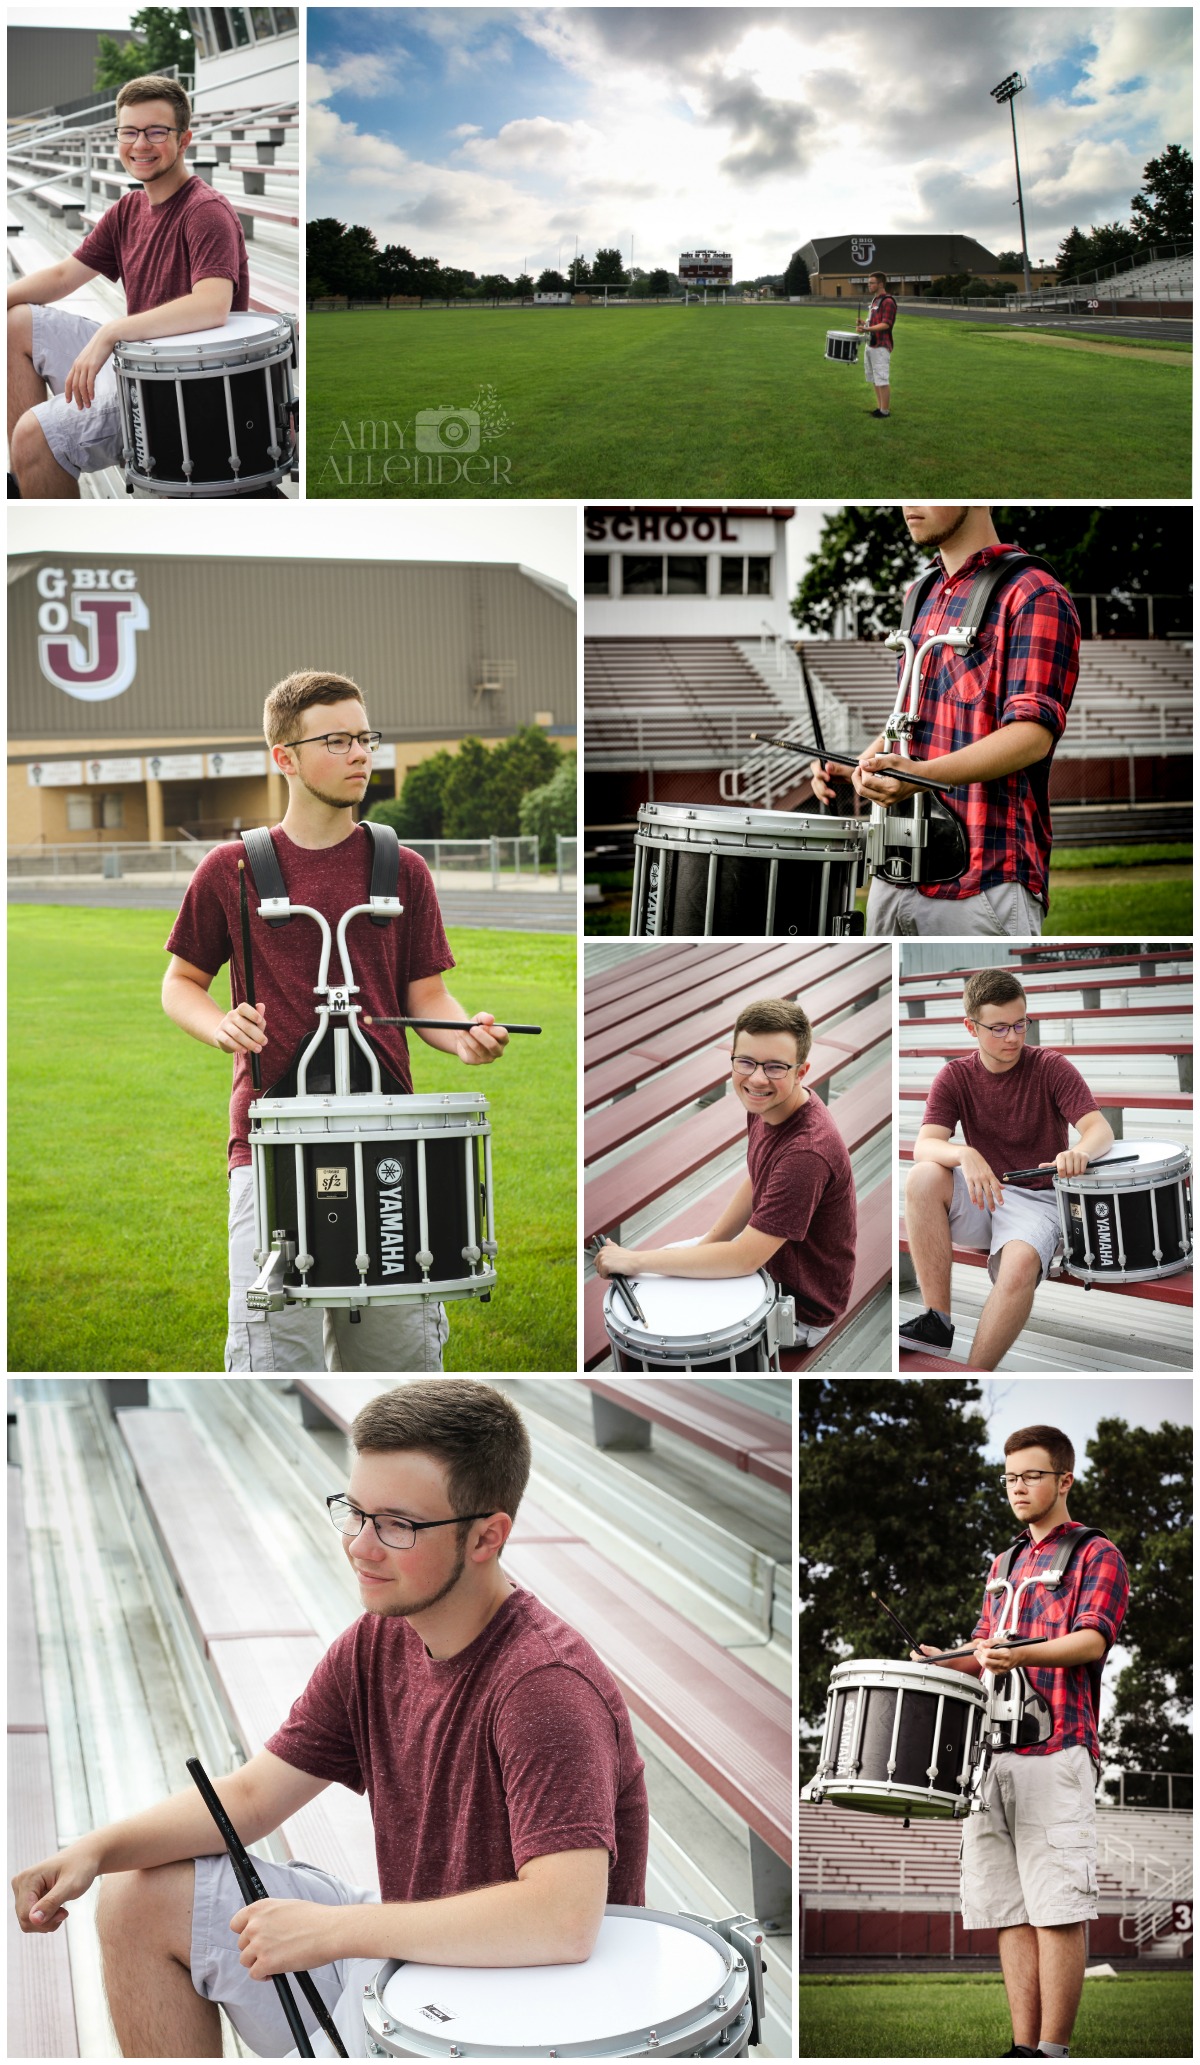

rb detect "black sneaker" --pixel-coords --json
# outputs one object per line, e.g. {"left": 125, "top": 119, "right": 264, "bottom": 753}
{"left": 898, "top": 1309, "right": 955, "bottom": 1357}
{"left": 870, "top": 408, "right": 890, "bottom": 418}
{"left": 1000, "top": 2050, "right": 1040, "bottom": 2058}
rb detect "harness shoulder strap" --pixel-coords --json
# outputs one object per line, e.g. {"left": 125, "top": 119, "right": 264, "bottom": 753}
{"left": 957, "top": 550, "right": 1061, "bottom": 639}
{"left": 240, "top": 827, "right": 291, "bottom": 927}
{"left": 898, "top": 566, "right": 941, "bottom": 636}
{"left": 360, "top": 820, "right": 400, "bottom": 925}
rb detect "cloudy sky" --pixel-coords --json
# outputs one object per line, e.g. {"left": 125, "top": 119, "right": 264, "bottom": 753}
{"left": 308, "top": 7, "right": 1192, "bottom": 278}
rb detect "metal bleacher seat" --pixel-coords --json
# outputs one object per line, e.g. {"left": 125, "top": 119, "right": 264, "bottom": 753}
{"left": 584, "top": 942, "right": 891, "bottom": 1371}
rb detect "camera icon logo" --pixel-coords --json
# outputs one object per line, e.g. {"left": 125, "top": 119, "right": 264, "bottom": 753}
{"left": 415, "top": 407, "right": 480, "bottom": 454}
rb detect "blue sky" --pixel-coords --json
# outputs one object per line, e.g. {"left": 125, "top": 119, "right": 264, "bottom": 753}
{"left": 307, "top": 8, "right": 1193, "bottom": 279}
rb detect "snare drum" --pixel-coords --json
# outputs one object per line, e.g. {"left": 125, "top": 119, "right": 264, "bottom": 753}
{"left": 602, "top": 1263, "right": 791, "bottom": 1370}
{"left": 825, "top": 330, "right": 861, "bottom": 364}
{"left": 631, "top": 802, "right": 865, "bottom": 935}
{"left": 362, "top": 1907, "right": 759, "bottom": 2057}
{"left": 1054, "top": 1140, "right": 1192, "bottom": 1285}
{"left": 803, "top": 1657, "right": 988, "bottom": 1818}
{"left": 114, "top": 311, "right": 297, "bottom": 496}
{"left": 248, "top": 1089, "right": 496, "bottom": 1311}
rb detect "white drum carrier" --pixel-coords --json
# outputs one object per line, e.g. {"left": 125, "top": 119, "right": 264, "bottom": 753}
{"left": 242, "top": 828, "right": 497, "bottom": 1316}
{"left": 361, "top": 1907, "right": 766, "bottom": 2058}
{"left": 602, "top": 1262, "right": 796, "bottom": 1371}
{"left": 114, "top": 312, "right": 297, "bottom": 497}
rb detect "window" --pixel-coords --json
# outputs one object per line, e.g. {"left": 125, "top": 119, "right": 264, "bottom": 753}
{"left": 250, "top": 6, "right": 275, "bottom": 37}
{"left": 229, "top": 8, "right": 251, "bottom": 47}
{"left": 747, "top": 556, "right": 772, "bottom": 596}
{"left": 719, "top": 556, "right": 773, "bottom": 597}
{"left": 666, "top": 556, "right": 706, "bottom": 596}
{"left": 272, "top": 6, "right": 298, "bottom": 26}
{"left": 190, "top": 11, "right": 211, "bottom": 57}
{"left": 584, "top": 555, "right": 610, "bottom": 596}
{"left": 719, "top": 558, "right": 744, "bottom": 596}
{"left": 66, "top": 792, "right": 95, "bottom": 832}
{"left": 621, "top": 555, "right": 663, "bottom": 597}
{"left": 101, "top": 792, "right": 124, "bottom": 830}
{"left": 212, "top": 8, "right": 232, "bottom": 49}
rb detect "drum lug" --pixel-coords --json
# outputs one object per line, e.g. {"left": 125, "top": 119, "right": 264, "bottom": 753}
{"left": 246, "top": 1236, "right": 296, "bottom": 1311}
{"left": 416, "top": 1248, "right": 434, "bottom": 1275}
{"left": 463, "top": 1244, "right": 482, "bottom": 1265}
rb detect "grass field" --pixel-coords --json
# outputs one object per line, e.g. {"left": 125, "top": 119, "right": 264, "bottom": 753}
{"left": 800, "top": 1970, "right": 1193, "bottom": 2058}
{"left": 583, "top": 844, "right": 1193, "bottom": 936}
{"left": 305, "top": 304, "right": 1191, "bottom": 498}
{"left": 9, "top": 909, "right": 575, "bottom": 1374}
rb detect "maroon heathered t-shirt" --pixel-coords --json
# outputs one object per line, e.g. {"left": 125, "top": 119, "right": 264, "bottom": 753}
{"left": 265, "top": 1586, "right": 650, "bottom": 1906}
{"left": 165, "top": 826, "right": 454, "bottom": 1174}
{"left": 923, "top": 1045, "right": 1100, "bottom": 1191}
{"left": 746, "top": 1092, "right": 857, "bottom": 1326}
{"left": 73, "top": 177, "right": 250, "bottom": 314}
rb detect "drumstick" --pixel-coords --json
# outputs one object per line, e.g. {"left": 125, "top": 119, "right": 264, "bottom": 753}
{"left": 920, "top": 1636, "right": 1051, "bottom": 1664}
{"left": 237, "top": 860, "right": 262, "bottom": 1092}
{"left": 869, "top": 1588, "right": 924, "bottom": 1653}
{"left": 748, "top": 733, "right": 964, "bottom": 798}
{"left": 363, "top": 1017, "right": 541, "bottom": 1034}
{"left": 1002, "top": 1155, "right": 1139, "bottom": 1182}
{"left": 186, "top": 1758, "right": 347, "bottom": 2059}
{"left": 587, "top": 1235, "right": 647, "bottom": 1324}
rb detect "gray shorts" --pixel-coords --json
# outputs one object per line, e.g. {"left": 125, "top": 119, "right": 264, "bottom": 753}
{"left": 867, "top": 878, "right": 1044, "bottom": 937}
{"left": 27, "top": 304, "right": 124, "bottom": 479}
{"left": 961, "top": 1745, "right": 1100, "bottom": 1930}
{"left": 948, "top": 1164, "right": 1062, "bottom": 1284}
{"left": 192, "top": 1851, "right": 378, "bottom": 2058}
{"left": 862, "top": 343, "right": 892, "bottom": 385}
{"left": 224, "top": 1164, "right": 449, "bottom": 1373}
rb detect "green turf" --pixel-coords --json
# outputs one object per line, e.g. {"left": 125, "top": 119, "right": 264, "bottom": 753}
{"left": 8, "top": 909, "right": 575, "bottom": 1374}
{"left": 305, "top": 305, "right": 1191, "bottom": 498}
{"left": 1051, "top": 843, "right": 1192, "bottom": 870}
{"left": 800, "top": 1970, "right": 1192, "bottom": 2058}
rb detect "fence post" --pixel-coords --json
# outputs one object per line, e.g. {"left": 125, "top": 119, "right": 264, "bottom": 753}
{"left": 433, "top": 840, "right": 441, "bottom": 885}
{"left": 489, "top": 836, "right": 499, "bottom": 891}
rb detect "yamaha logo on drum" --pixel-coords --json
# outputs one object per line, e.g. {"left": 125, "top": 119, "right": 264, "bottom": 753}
{"left": 1093, "top": 1198, "right": 1115, "bottom": 1267}
{"left": 376, "top": 1160, "right": 407, "bottom": 1274}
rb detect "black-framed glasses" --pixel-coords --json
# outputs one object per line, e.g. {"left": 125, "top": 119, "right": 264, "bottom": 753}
{"left": 1001, "top": 1470, "right": 1060, "bottom": 1487}
{"left": 730, "top": 1056, "right": 799, "bottom": 1080}
{"left": 969, "top": 1018, "right": 1028, "bottom": 1039}
{"left": 117, "top": 125, "right": 179, "bottom": 143}
{"left": 281, "top": 731, "right": 382, "bottom": 755}
{"left": 326, "top": 1493, "right": 493, "bottom": 1551}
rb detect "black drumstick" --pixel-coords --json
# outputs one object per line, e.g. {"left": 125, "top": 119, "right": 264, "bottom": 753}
{"left": 237, "top": 860, "right": 262, "bottom": 1093}
{"left": 921, "top": 1636, "right": 1051, "bottom": 1664}
{"left": 1002, "top": 1155, "right": 1139, "bottom": 1182}
{"left": 869, "top": 1588, "right": 924, "bottom": 1653}
{"left": 186, "top": 1758, "right": 346, "bottom": 2059}
{"left": 747, "top": 732, "right": 964, "bottom": 798}
{"left": 364, "top": 1017, "right": 541, "bottom": 1033}
{"left": 587, "top": 1235, "right": 647, "bottom": 1325}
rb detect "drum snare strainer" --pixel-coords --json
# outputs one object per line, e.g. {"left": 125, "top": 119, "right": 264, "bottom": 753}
{"left": 362, "top": 1907, "right": 763, "bottom": 2058}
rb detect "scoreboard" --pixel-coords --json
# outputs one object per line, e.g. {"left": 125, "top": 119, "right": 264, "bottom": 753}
{"left": 679, "top": 249, "right": 733, "bottom": 286}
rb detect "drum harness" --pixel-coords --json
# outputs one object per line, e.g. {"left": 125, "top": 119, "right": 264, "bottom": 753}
{"left": 750, "top": 549, "right": 1062, "bottom": 892}
{"left": 966, "top": 1524, "right": 1110, "bottom": 1811}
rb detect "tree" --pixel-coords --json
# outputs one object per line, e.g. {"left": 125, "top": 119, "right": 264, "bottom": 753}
{"left": 591, "top": 247, "right": 627, "bottom": 285}
{"left": 536, "top": 268, "right": 567, "bottom": 293}
{"left": 519, "top": 754, "right": 577, "bottom": 861}
{"left": 782, "top": 248, "right": 810, "bottom": 296}
{"left": 340, "top": 223, "right": 380, "bottom": 299}
{"left": 566, "top": 254, "right": 591, "bottom": 287}
{"left": 367, "top": 752, "right": 455, "bottom": 840}
{"left": 487, "top": 726, "right": 563, "bottom": 834}
{"left": 1086, "top": 220, "right": 1141, "bottom": 267}
{"left": 1054, "top": 226, "right": 1093, "bottom": 279}
{"left": 791, "top": 506, "right": 929, "bottom": 637}
{"left": 993, "top": 250, "right": 1025, "bottom": 270}
{"left": 377, "top": 243, "right": 418, "bottom": 304}
{"left": 95, "top": 7, "right": 192, "bottom": 88}
{"left": 307, "top": 218, "right": 349, "bottom": 304}
{"left": 513, "top": 272, "right": 534, "bottom": 298}
{"left": 1130, "top": 144, "right": 1192, "bottom": 244}
{"left": 480, "top": 274, "right": 514, "bottom": 300}
{"left": 648, "top": 267, "right": 672, "bottom": 296}
{"left": 441, "top": 738, "right": 496, "bottom": 839}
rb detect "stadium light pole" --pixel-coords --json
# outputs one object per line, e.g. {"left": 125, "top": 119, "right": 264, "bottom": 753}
{"left": 990, "top": 71, "right": 1032, "bottom": 294}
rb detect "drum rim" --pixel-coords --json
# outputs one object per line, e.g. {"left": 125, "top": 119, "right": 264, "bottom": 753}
{"left": 249, "top": 1089, "right": 490, "bottom": 1119}
{"left": 113, "top": 312, "right": 293, "bottom": 366}
{"left": 827, "top": 1657, "right": 988, "bottom": 1704}
{"left": 637, "top": 800, "right": 863, "bottom": 838}
{"left": 1055, "top": 1141, "right": 1190, "bottom": 1188}
{"left": 363, "top": 1906, "right": 745, "bottom": 2057}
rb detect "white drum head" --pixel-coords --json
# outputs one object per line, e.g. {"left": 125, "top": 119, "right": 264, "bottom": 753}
{"left": 1078, "top": 1140, "right": 1189, "bottom": 1181}
{"left": 380, "top": 1914, "right": 729, "bottom": 2049}
{"left": 148, "top": 312, "right": 284, "bottom": 351}
{"left": 611, "top": 1258, "right": 770, "bottom": 1339}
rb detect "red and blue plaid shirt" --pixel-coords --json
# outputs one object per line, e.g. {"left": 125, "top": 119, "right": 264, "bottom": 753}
{"left": 900, "top": 543, "right": 1080, "bottom": 905}
{"left": 971, "top": 1521, "right": 1128, "bottom": 1762}
{"left": 866, "top": 292, "right": 897, "bottom": 349}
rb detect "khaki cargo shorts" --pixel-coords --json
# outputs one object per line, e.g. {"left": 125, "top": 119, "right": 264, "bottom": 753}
{"left": 961, "top": 1744, "right": 1100, "bottom": 1931}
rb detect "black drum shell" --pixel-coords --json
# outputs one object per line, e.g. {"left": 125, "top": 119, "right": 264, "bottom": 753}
{"left": 261, "top": 1131, "right": 484, "bottom": 1288}
{"left": 824, "top": 1682, "right": 976, "bottom": 1814}
{"left": 134, "top": 359, "right": 294, "bottom": 484}
{"left": 639, "top": 843, "right": 859, "bottom": 935}
{"left": 1061, "top": 1172, "right": 1192, "bottom": 1278}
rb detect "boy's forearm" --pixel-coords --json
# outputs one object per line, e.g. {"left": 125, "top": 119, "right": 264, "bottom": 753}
{"left": 328, "top": 1879, "right": 588, "bottom": 1967}
{"left": 88, "top": 1772, "right": 266, "bottom": 1875}
{"left": 923, "top": 721, "right": 1053, "bottom": 787}
{"left": 8, "top": 263, "right": 70, "bottom": 309}
{"left": 162, "top": 975, "right": 222, "bottom": 1047}
{"left": 701, "top": 1177, "right": 754, "bottom": 1245}
{"left": 107, "top": 287, "right": 231, "bottom": 343}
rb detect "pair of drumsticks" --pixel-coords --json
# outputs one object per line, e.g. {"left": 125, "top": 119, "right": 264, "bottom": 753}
{"left": 587, "top": 1234, "right": 647, "bottom": 1324}
{"left": 870, "top": 1587, "right": 1049, "bottom": 1665}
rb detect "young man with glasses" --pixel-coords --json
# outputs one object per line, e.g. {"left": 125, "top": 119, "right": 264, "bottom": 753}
{"left": 596, "top": 997, "right": 857, "bottom": 1350}
{"left": 163, "top": 673, "right": 509, "bottom": 1373}
{"left": 900, "top": 969, "right": 1113, "bottom": 1366}
{"left": 14, "top": 1382, "right": 650, "bottom": 2057}
{"left": 910, "top": 1425, "right": 1127, "bottom": 2060}
{"left": 7, "top": 74, "right": 249, "bottom": 498}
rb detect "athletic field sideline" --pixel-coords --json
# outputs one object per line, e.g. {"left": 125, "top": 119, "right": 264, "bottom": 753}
{"left": 799, "top": 1970, "right": 1192, "bottom": 2058}
{"left": 306, "top": 304, "right": 1190, "bottom": 499}
{"left": 8, "top": 908, "right": 574, "bottom": 1374}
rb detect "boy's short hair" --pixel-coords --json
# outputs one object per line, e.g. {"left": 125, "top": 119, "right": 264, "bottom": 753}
{"left": 351, "top": 1380, "right": 531, "bottom": 1541}
{"left": 732, "top": 997, "right": 813, "bottom": 1065}
{"left": 116, "top": 74, "right": 191, "bottom": 132}
{"left": 964, "top": 969, "right": 1027, "bottom": 1020}
{"left": 1005, "top": 1424, "right": 1074, "bottom": 1477}
{"left": 263, "top": 670, "right": 366, "bottom": 749}
{"left": 868, "top": 271, "right": 889, "bottom": 288}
